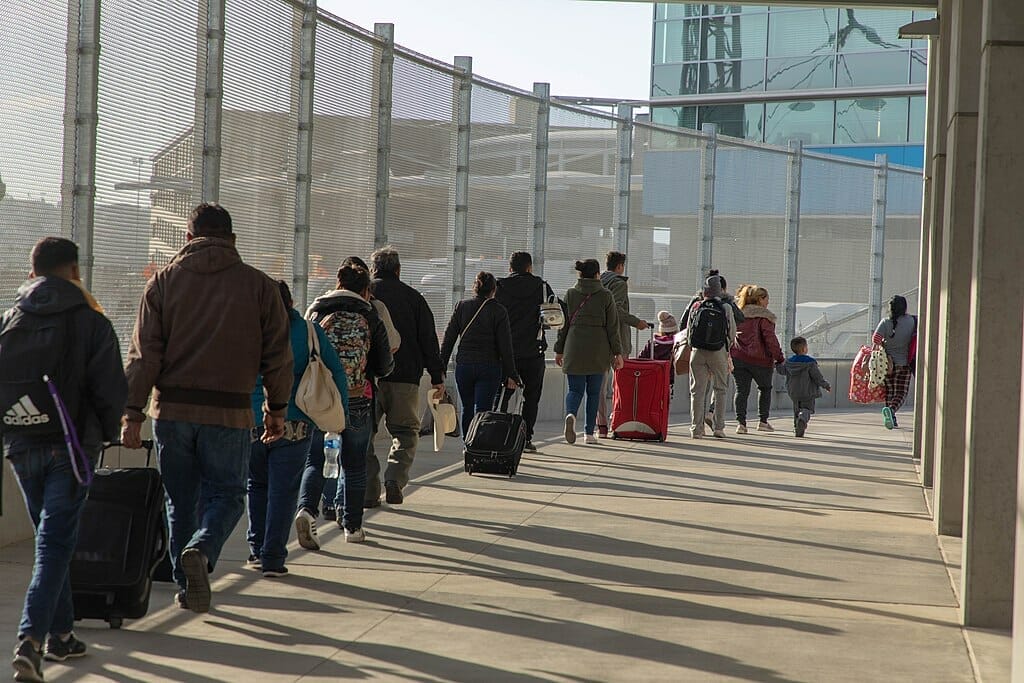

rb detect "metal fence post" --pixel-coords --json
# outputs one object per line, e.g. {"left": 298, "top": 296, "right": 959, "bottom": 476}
{"left": 531, "top": 82, "right": 550, "bottom": 277}
{"left": 292, "top": 0, "right": 316, "bottom": 311}
{"left": 869, "top": 153, "right": 888, "bottom": 335}
{"left": 698, "top": 123, "right": 717, "bottom": 291}
{"left": 195, "top": 0, "right": 226, "bottom": 203}
{"left": 614, "top": 104, "right": 633, "bottom": 255}
{"left": 782, "top": 139, "right": 803, "bottom": 344}
{"left": 61, "top": 0, "right": 101, "bottom": 287}
{"left": 452, "top": 56, "right": 472, "bottom": 309}
{"left": 373, "top": 23, "right": 394, "bottom": 250}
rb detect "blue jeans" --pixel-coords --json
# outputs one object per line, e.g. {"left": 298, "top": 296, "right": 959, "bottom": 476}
{"left": 154, "top": 419, "right": 251, "bottom": 590}
{"left": 566, "top": 373, "right": 604, "bottom": 435}
{"left": 247, "top": 432, "right": 311, "bottom": 572}
{"left": 455, "top": 362, "right": 502, "bottom": 437}
{"left": 6, "top": 441, "right": 91, "bottom": 642}
{"left": 298, "top": 400, "right": 372, "bottom": 531}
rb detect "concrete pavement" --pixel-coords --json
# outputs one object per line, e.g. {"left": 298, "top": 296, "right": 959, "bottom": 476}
{"left": 0, "top": 410, "right": 1010, "bottom": 681}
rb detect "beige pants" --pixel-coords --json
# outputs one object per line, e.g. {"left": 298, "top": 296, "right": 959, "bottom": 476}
{"left": 366, "top": 381, "right": 422, "bottom": 495}
{"left": 689, "top": 348, "right": 730, "bottom": 434}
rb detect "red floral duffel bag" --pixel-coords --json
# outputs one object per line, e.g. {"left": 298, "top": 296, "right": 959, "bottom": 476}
{"left": 850, "top": 344, "right": 887, "bottom": 404}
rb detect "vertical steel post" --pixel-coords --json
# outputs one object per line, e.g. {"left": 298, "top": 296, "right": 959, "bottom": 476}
{"left": 614, "top": 104, "right": 634, "bottom": 255}
{"left": 869, "top": 153, "right": 889, "bottom": 336}
{"left": 452, "top": 56, "right": 472, "bottom": 309}
{"left": 61, "top": 0, "right": 101, "bottom": 287}
{"left": 531, "top": 82, "right": 550, "bottom": 277}
{"left": 292, "top": 0, "right": 316, "bottom": 311}
{"left": 374, "top": 23, "right": 394, "bottom": 250}
{"left": 195, "top": 0, "right": 226, "bottom": 203}
{"left": 783, "top": 139, "right": 803, "bottom": 344}
{"left": 697, "top": 122, "right": 717, "bottom": 291}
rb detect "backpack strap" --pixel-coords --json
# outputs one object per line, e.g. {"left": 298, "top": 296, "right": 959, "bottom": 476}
{"left": 568, "top": 293, "right": 594, "bottom": 327}
{"left": 460, "top": 299, "right": 490, "bottom": 340}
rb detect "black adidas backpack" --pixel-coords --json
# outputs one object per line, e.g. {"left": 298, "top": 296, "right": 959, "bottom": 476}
{"left": 0, "top": 306, "right": 81, "bottom": 437}
{"left": 688, "top": 298, "right": 728, "bottom": 351}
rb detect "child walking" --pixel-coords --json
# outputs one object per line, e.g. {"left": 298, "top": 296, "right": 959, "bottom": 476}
{"left": 777, "top": 336, "right": 831, "bottom": 437}
{"left": 639, "top": 311, "right": 678, "bottom": 390}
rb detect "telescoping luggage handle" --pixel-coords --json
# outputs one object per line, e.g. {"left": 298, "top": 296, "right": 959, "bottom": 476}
{"left": 98, "top": 440, "right": 155, "bottom": 469}
{"left": 492, "top": 386, "right": 525, "bottom": 416}
{"left": 634, "top": 325, "right": 658, "bottom": 360}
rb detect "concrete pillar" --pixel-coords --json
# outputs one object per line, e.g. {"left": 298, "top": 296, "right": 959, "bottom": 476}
{"left": 451, "top": 56, "right": 472, "bottom": 309}
{"left": 931, "top": 0, "right": 982, "bottom": 538}
{"left": 373, "top": 23, "right": 394, "bottom": 250}
{"left": 291, "top": 0, "right": 316, "bottom": 311}
{"left": 917, "top": 2, "right": 951, "bottom": 488}
{"left": 868, "top": 154, "right": 888, "bottom": 338}
{"left": 697, "top": 123, "right": 716, "bottom": 292}
{"left": 531, "top": 83, "right": 550, "bottom": 277}
{"left": 194, "top": 0, "right": 226, "bottom": 204}
{"left": 614, "top": 103, "right": 633, "bottom": 255}
{"left": 961, "top": 0, "right": 1024, "bottom": 631}
{"left": 781, "top": 139, "right": 802, "bottom": 345}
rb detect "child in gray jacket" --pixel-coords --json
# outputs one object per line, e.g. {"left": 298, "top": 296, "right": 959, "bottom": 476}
{"left": 776, "top": 336, "right": 831, "bottom": 437}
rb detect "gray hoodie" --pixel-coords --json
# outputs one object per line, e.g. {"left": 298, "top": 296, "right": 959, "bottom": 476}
{"left": 777, "top": 354, "right": 831, "bottom": 401}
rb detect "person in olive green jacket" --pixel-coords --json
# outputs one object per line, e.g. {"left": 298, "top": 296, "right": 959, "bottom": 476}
{"left": 554, "top": 259, "right": 624, "bottom": 445}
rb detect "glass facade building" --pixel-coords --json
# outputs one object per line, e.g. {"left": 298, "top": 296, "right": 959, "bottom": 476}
{"left": 650, "top": 4, "right": 931, "bottom": 167}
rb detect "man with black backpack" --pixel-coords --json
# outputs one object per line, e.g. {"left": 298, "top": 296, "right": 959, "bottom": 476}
{"left": 1, "top": 238, "right": 127, "bottom": 682}
{"left": 686, "top": 274, "right": 736, "bottom": 439}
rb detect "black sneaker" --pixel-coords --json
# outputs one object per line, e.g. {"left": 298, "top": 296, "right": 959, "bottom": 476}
{"left": 43, "top": 633, "right": 87, "bottom": 662}
{"left": 322, "top": 507, "right": 337, "bottom": 521}
{"left": 523, "top": 441, "right": 537, "bottom": 453}
{"left": 384, "top": 480, "right": 404, "bottom": 505}
{"left": 245, "top": 554, "right": 262, "bottom": 570}
{"left": 262, "top": 566, "right": 289, "bottom": 579}
{"left": 180, "top": 547, "right": 211, "bottom": 613}
{"left": 795, "top": 418, "right": 807, "bottom": 438}
{"left": 12, "top": 639, "right": 43, "bottom": 683}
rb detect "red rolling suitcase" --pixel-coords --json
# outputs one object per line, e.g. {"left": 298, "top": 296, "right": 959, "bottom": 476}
{"left": 611, "top": 329, "right": 672, "bottom": 442}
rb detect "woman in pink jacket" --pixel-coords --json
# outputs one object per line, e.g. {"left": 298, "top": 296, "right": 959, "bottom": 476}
{"left": 730, "top": 285, "right": 785, "bottom": 434}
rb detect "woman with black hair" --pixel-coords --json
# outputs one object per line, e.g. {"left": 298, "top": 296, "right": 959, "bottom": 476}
{"left": 441, "top": 271, "right": 519, "bottom": 437}
{"left": 871, "top": 294, "right": 917, "bottom": 429}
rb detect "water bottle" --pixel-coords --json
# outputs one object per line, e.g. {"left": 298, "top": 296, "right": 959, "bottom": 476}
{"left": 322, "top": 433, "right": 340, "bottom": 479}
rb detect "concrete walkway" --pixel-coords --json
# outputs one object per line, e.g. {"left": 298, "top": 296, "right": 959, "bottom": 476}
{"left": 0, "top": 411, "right": 1010, "bottom": 681}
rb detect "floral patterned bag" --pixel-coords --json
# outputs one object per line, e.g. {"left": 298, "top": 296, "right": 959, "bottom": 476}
{"left": 850, "top": 345, "right": 887, "bottom": 404}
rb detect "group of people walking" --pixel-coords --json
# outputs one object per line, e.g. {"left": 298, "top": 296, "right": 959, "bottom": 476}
{"left": 1, "top": 201, "right": 917, "bottom": 682}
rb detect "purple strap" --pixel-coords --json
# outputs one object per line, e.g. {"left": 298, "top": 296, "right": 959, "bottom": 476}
{"left": 44, "top": 375, "right": 92, "bottom": 486}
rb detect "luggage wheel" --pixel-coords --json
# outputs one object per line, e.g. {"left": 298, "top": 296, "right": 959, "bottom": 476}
{"left": 108, "top": 617, "right": 123, "bottom": 630}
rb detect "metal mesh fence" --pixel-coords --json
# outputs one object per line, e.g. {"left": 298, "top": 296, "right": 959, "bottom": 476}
{"left": 2, "top": 0, "right": 923, "bottom": 361}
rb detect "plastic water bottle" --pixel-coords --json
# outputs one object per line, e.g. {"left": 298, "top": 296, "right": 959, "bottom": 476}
{"left": 322, "top": 433, "right": 341, "bottom": 479}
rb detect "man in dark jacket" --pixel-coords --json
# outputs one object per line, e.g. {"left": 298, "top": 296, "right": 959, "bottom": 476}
{"left": 3, "top": 238, "right": 127, "bottom": 680}
{"left": 596, "top": 251, "right": 647, "bottom": 437}
{"left": 495, "top": 252, "right": 555, "bottom": 452}
{"left": 367, "top": 246, "right": 445, "bottom": 505}
{"left": 121, "top": 204, "right": 293, "bottom": 614}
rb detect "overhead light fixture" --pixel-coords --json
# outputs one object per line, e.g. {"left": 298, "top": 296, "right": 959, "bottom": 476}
{"left": 898, "top": 18, "right": 939, "bottom": 40}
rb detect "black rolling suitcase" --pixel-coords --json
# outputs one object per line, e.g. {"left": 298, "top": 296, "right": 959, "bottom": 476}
{"left": 464, "top": 388, "right": 526, "bottom": 478}
{"left": 71, "top": 440, "right": 168, "bottom": 629}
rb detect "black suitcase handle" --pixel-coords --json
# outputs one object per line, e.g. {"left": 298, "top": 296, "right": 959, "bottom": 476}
{"left": 492, "top": 386, "right": 524, "bottom": 415}
{"left": 99, "top": 440, "right": 155, "bottom": 468}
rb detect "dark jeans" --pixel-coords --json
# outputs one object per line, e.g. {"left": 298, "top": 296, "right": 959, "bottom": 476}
{"left": 154, "top": 419, "right": 251, "bottom": 590}
{"left": 514, "top": 355, "right": 545, "bottom": 441}
{"left": 566, "top": 373, "right": 604, "bottom": 435}
{"left": 793, "top": 399, "right": 816, "bottom": 426}
{"left": 455, "top": 362, "right": 502, "bottom": 437}
{"left": 732, "top": 358, "right": 775, "bottom": 425}
{"left": 6, "top": 441, "right": 91, "bottom": 642}
{"left": 299, "top": 400, "right": 373, "bottom": 531}
{"left": 247, "top": 432, "right": 311, "bottom": 572}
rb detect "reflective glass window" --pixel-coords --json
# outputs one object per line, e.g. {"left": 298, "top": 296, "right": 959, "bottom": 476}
{"left": 700, "top": 59, "right": 765, "bottom": 94}
{"left": 653, "top": 106, "right": 698, "bottom": 130}
{"left": 835, "top": 97, "right": 910, "bottom": 144}
{"left": 766, "top": 55, "right": 835, "bottom": 91}
{"left": 701, "top": 13, "right": 767, "bottom": 60}
{"left": 836, "top": 51, "right": 911, "bottom": 87}
{"left": 767, "top": 9, "right": 839, "bottom": 58}
{"left": 655, "top": 4, "right": 693, "bottom": 20}
{"left": 909, "top": 96, "right": 926, "bottom": 143}
{"left": 654, "top": 19, "right": 700, "bottom": 64}
{"left": 765, "top": 100, "right": 835, "bottom": 145}
{"left": 699, "top": 103, "right": 765, "bottom": 141}
{"left": 652, "top": 63, "right": 699, "bottom": 97}
{"left": 836, "top": 9, "right": 914, "bottom": 52}
{"left": 910, "top": 49, "right": 927, "bottom": 84}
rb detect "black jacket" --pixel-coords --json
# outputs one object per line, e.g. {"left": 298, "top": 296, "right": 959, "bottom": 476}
{"left": 495, "top": 272, "right": 556, "bottom": 359}
{"left": 370, "top": 273, "right": 444, "bottom": 385}
{"left": 680, "top": 292, "right": 745, "bottom": 329}
{"left": 440, "top": 297, "right": 518, "bottom": 380}
{"left": 1, "top": 277, "right": 127, "bottom": 454}
{"left": 306, "top": 290, "right": 394, "bottom": 387}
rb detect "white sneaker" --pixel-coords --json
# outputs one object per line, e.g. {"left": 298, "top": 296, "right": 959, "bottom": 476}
{"left": 345, "top": 528, "right": 366, "bottom": 543}
{"left": 690, "top": 430, "right": 703, "bottom": 440}
{"left": 736, "top": 424, "right": 748, "bottom": 434}
{"left": 294, "top": 509, "right": 320, "bottom": 551}
{"left": 584, "top": 434, "right": 599, "bottom": 445}
{"left": 757, "top": 422, "right": 775, "bottom": 432}
{"left": 563, "top": 414, "right": 577, "bottom": 444}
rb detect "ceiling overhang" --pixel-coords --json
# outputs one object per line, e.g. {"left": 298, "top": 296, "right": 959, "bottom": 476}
{"left": 608, "top": 1, "right": 937, "bottom": 8}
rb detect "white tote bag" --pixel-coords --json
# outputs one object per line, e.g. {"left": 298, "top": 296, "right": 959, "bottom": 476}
{"left": 295, "top": 321, "right": 346, "bottom": 432}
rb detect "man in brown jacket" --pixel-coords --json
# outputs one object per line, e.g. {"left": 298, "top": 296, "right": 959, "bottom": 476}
{"left": 121, "top": 203, "right": 293, "bottom": 613}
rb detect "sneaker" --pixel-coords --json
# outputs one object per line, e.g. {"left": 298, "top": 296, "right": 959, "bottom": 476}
{"left": 882, "top": 406, "right": 894, "bottom": 430}
{"left": 690, "top": 430, "right": 703, "bottom": 440}
{"left": 295, "top": 509, "right": 321, "bottom": 551}
{"left": 892, "top": 414, "right": 899, "bottom": 428}
{"left": 385, "top": 480, "right": 404, "bottom": 505}
{"left": 245, "top": 554, "right": 262, "bottom": 570}
{"left": 345, "top": 528, "right": 366, "bottom": 543}
{"left": 43, "top": 634, "right": 86, "bottom": 663}
{"left": 180, "top": 547, "right": 211, "bottom": 613}
{"left": 174, "top": 590, "right": 189, "bottom": 610}
{"left": 584, "top": 434, "right": 599, "bottom": 445}
{"left": 322, "top": 507, "right": 337, "bottom": 522}
{"left": 523, "top": 441, "right": 538, "bottom": 453}
{"left": 713, "top": 430, "right": 726, "bottom": 439}
{"left": 12, "top": 639, "right": 43, "bottom": 683}
{"left": 795, "top": 418, "right": 807, "bottom": 438}
{"left": 757, "top": 421, "right": 774, "bottom": 432}
{"left": 364, "top": 498, "right": 381, "bottom": 509}
{"left": 262, "top": 566, "right": 289, "bottom": 578}
{"left": 563, "top": 414, "right": 577, "bottom": 444}
{"left": 736, "top": 424, "right": 748, "bottom": 435}
{"left": 597, "top": 425, "right": 609, "bottom": 438}
{"left": 704, "top": 413, "right": 714, "bottom": 430}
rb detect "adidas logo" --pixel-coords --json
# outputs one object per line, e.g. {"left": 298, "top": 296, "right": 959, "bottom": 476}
{"left": 3, "top": 395, "right": 50, "bottom": 427}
